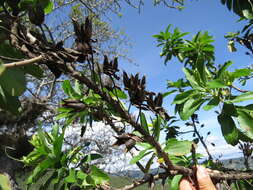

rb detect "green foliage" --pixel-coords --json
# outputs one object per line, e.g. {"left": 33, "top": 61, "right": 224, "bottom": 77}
{"left": 154, "top": 25, "right": 253, "bottom": 146}
{"left": 21, "top": 125, "right": 109, "bottom": 189}
{"left": 220, "top": 0, "right": 253, "bottom": 19}
{"left": 0, "top": 174, "right": 12, "bottom": 190}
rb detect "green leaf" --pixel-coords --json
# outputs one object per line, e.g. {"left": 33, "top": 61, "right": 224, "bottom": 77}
{"left": 0, "top": 40, "right": 24, "bottom": 59}
{"left": 140, "top": 112, "right": 149, "bottom": 134}
{"left": 62, "top": 80, "right": 80, "bottom": 98}
{"left": 65, "top": 169, "right": 77, "bottom": 183}
{"left": 217, "top": 61, "right": 233, "bottom": 79}
{"left": 82, "top": 154, "right": 103, "bottom": 163}
{"left": 223, "top": 103, "right": 237, "bottom": 117}
{"left": 206, "top": 79, "right": 226, "bottom": 89}
{"left": 130, "top": 150, "right": 152, "bottom": 164}
{"left": 109, "top": 89, "right": 127, "bottom": 99}
{"left": 0, "top": 67, "right": 26, "bottom": 96}
{"left": 0, "top": 61, "right": 6, "bottom": 76}
{"left": 163, "top": 90, "right": 177, "bottom": 97}
{"left": 231, "top": 68, "right": 252, "bottom": 78}
{"left": 170, "top": 175, "right": 183, "bottom": 190}
{"left": 172, "top": 90, "right": 197, "bottom": 104}
{"left": 37, "top": 128, "right": 51, "bottom": 154}
{"left": 228, "top": 92, "right": 253, "bottom": 103}
{"left": 0, "top": 174, "right": 12, "bottom": 190}
{"left": 203, "top": 97, "right": 219, "bottom": 111}
{"left": 24, "top": 64, "right": 44, "bottom": 79}
{"left": 164, "top": 139, "right": 192, "bottom": 156}
{"left": 43, "top": 0, "right": 53, "bottom": 14}
{"left": 53, "top": 131, "right": 64, "bottom": 159}
{"left": 90, "top": 165, "right": 109, "bottom": 185}
{"left": 237, "top": 110, "right": 253, "bottom": 139}
{"left": 39, "top": 171, "right": 57, "bottom": 190}
{"left": 0, "top": 89, "right": 20, "bottom": 114}
{"left": 179, "top": 97, "right": 205, "bottom": 120}
{"left": 217, "top": 114, "right": 239, "bottom": 146}
{"left": 26, "top": 158, "right": 52, "bottom": 184}
{"left": 74, "top": 80, "right": 82, "bottom": 95}
{"left": 153, "top": 116, "right": 161, "bottom": 141}
{"left": 77, "top": 170, "right": 87, "bottom": 180}
{"left": 183, "top": 68, "right": 202, "bottom": 90}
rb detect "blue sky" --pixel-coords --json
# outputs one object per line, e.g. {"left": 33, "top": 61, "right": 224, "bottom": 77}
{"left": 109, "top": 1, "right": 253, "bottom": 159}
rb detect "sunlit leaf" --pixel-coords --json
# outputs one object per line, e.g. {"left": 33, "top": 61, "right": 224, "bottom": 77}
{"left": 172, "top": 90, "right": 197, "bottom": 104}
{"left": 228, "top": 92, "right": 253, "bottom": 103}
{"left": 164, "top": 139, "right": 192, "bottom": 156}
{"left": 170, "top": 175, "right": 183, "bottom": 190}
{"left": 179, "top": 97, "right": 205, "bottom": 120}
{"left": 64, "top": 169, "right": 77, "bottom": 183}
{"left": 203, "top": 97, "right": 219, "bottom": 111}
{"left": 237, "top": 109, "right": 253, "bottom": 139}
{"left": 90, "top": 165, "right": 109, "bottom": 185}
{"left": 206, "top": 79, "right": 226, "bottom": 89}
{"left": 130, "top": 150, "right": 152, "bottom": 164}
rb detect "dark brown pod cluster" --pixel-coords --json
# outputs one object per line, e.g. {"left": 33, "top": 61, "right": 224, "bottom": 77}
{"left": 62, "top": 99, "right": 86, "bottom": 112}
{"left": 103, "top": 55, "right": 120, "bottom": 80}
{"left": 112, "top": 133, "right": 143, "bottom": 152}
{"left": 239, "top": 142, "right": 253, "bottom": 159}
{"left": 28, "top": 4, "right": 45, "bottom": 26}
{"left": 123, "top": 71, "right": 146, "bottom": 107}
{"left": 72, "top": 17, "right": 93, "bottom": 61}
{"left": 146, "top": 93, "right": 170, "bottom": 120}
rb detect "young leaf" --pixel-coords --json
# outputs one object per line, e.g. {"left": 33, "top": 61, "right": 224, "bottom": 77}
{"left": 152, "top": 116, "right": 161, "bottom": 141}
{"left": 90, "top": 165, "right": 110, "bottom": 185}
{"left": 217, "top": 61, "right": 233, "bottom": 79}
{"left": 217, "top": 114, "right": 239, "bottom": 146}
{"left": 140, "top": 112, "right": 149, "bottom": 134}
{"left": 62, "top": 80, "right": 80, "bottom": 98}
{"left": 130, "top": 150, "right": 152, "bottom": 164}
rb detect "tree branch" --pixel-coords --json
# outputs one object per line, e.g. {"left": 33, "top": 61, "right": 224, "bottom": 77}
{"left": 3, "top": 55, "right": 44, "bottom": 68}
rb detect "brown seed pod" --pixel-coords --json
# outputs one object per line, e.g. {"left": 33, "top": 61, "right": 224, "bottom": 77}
{"left": 84, "top": 17, "right": 92, "bottom": 42}
{"left": 28, "top": 4, "right": 45, "bottom": 26}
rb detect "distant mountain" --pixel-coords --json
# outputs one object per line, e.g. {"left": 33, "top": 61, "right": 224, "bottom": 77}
{"left": 112, "top": 157, "right": 253, "bottom": 179}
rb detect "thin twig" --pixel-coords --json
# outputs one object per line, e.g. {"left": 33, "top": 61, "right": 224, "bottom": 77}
{"left": 0, "top": 55, "right": 22, "bottom": 62}
{"left": 231, "top": 85, "right": 249, "bottom": 93}
{"left": 191, "top": 116, "right": 213, "bottom": 161}
{"left": 3, "top": 55, "right": 44, "bottom": 68}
